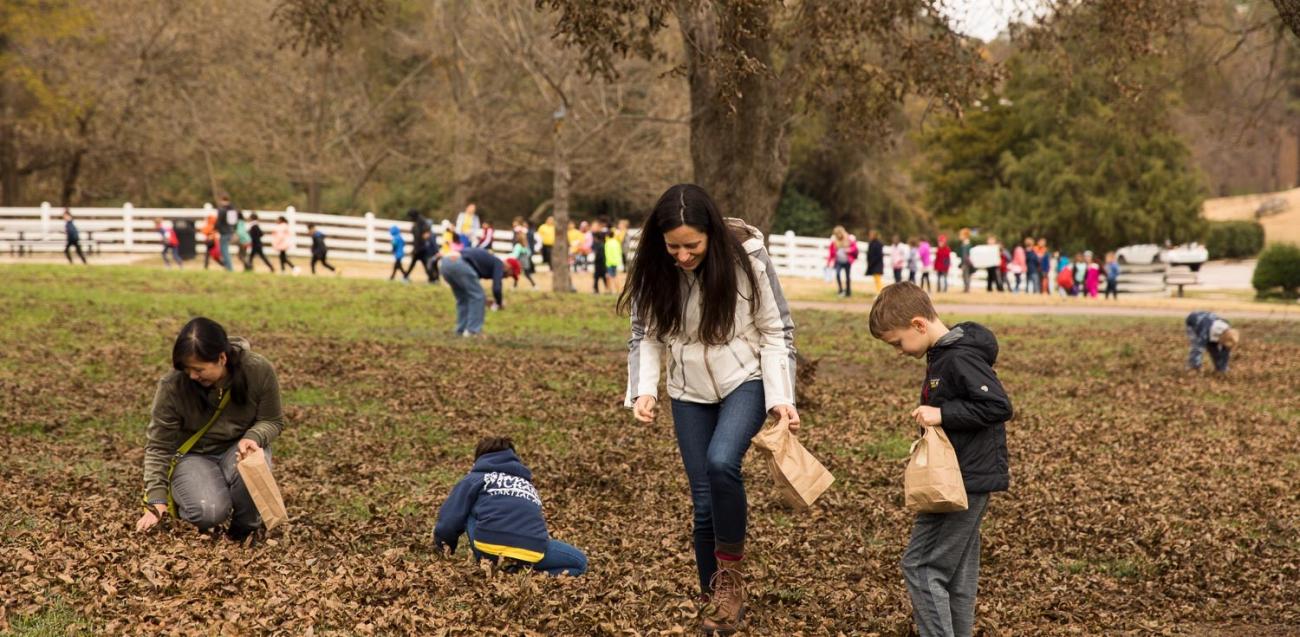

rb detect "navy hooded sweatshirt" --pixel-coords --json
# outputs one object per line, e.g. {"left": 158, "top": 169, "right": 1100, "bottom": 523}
{"left": 1185, "top": 311, "right": 1231, "bottom": 372}
{"left": 433, "top": 449, "right": 549, "bottom": 561}
{"left": 922, "top": 322, "right": 1013, "bottom": 493}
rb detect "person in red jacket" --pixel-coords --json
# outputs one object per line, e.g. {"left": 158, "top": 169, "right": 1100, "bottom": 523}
{"left": 934, "top": 234, "right": 951, "bottom": 293}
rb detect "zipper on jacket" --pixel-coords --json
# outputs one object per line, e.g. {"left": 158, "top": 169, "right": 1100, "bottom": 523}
{"left": 701, "top": 343, "right": 724, "bottom": 401}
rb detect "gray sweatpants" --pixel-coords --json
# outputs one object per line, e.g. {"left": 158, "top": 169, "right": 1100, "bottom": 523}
{"left": 171, "top": 443, "right": 272, "bottom": 533}
{"left": 902, "top": 492, "right": 990, "bottom": 637}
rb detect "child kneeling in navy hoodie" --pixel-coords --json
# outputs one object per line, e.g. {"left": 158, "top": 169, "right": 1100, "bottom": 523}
{"left": 434, "top": 436, "right": 587, "bottom": 576}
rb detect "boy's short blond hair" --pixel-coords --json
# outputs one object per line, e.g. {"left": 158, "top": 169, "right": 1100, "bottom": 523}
{"left": 1220, "top": 328, "right": 1240, "bottom": 349}
{"left": 869, "top": 282, "right": 938, "bottom": 339}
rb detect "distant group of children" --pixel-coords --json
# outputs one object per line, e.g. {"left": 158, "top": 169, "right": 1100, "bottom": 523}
{"left": 830, "top": 228, "right": 1125, "bottom": 300}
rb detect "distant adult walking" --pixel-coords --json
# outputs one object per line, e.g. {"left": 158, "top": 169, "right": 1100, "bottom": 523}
{"left": 441, "top": 246, "right": 505, "bottom": 337}
{"left": 866, "top": 230, "right": 884, "bottom": 293}
{"left": 215, "top": 195, "right": 240, "bottom": 272}
{"left": 63, "top": 209, "right": 87, "bottom": 264}
{"left": 621, "top": 184, "right": 798, "bottom": 635}
{"left": 827, "top": 226, "right": 858, "bottom": 297}
{"left": 135, "top": 317, "right": 284, "bottom": 541}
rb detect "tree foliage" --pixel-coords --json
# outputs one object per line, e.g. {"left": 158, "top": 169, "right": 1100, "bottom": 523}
{"left": 1253, "top": 242, "right": 1300, "bottom": 298}
{"left": 537, "top": 0, "right": 994, "bottom": 232}
{"left": 916, "top": 7, "right": 1206, "bottom": 250}
{"left": 1206, "top": 220, "right": 1266, "bottom": 259}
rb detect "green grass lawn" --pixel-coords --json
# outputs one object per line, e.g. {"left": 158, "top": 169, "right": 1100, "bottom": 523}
{"left": 2, "top": 264, "right": 1298, "bottom": 635}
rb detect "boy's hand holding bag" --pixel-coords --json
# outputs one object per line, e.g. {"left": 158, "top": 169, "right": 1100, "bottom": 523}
{"left": 904, "top": 425, "right": 968, "bottom": 513}
{"left": 751, "top": 414, "right": 834, "bottom": 510}
{"left": 235, "top": 448, "right": 289, "bottom": 530}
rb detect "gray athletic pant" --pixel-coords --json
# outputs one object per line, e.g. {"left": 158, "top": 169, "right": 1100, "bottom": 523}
{"left": 171, "top": 443, "right": 272, "bottom": 533}
{"left": 902, "top": 492, "right": 990, "bottom": 637}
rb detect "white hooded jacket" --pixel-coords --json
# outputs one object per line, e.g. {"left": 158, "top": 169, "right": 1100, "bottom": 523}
{"left": 624, "top": 220, "right": 797, "bottom": 412}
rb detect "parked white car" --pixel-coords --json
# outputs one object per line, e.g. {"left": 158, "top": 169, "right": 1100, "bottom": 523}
{"left": 1163, "top": 242, "right": 1208, "bottom": 271}
{"left": 1116, "top": 244, "right": 1161, "bottom": 265}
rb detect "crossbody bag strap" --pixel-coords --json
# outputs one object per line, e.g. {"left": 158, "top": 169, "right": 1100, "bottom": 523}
{"left": 176, "top": 390, "right": 232, "bottom": 457}
{"left": 152, "top": 391, "right": 232, "bottom": 519}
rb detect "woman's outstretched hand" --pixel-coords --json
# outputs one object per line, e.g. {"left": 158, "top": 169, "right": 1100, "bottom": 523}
{"left": 770, "top": 404, "right": 800, "bottom": 433}
{"left": 136, "top": 503, "right": 167, "bottom": 533}
{"left": 633, "top": 395, "right": 658, "bottom": 423}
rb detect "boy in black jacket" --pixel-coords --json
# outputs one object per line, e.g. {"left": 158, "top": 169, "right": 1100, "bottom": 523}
{"left": 868, "top": 282, "right": 1012, "bottom": 637}
{"left": 434, "top": 436, "right": 587, "bottom": 576}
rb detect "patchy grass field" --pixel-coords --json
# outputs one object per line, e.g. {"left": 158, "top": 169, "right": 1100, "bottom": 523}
{"left": 2, "top": 264, "right": 1298, "bottom": 635}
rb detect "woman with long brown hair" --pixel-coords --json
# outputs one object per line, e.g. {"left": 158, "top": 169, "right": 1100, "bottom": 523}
{"left": 620, "top": 184, "right": 798, "bottom": 634}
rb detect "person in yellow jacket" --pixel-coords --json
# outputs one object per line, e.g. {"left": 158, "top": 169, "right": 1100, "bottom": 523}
{"left": 538, "top": 217, "right": 556, "bottom": 270}
{"left": 566, "top": 222, "right": 585, "bottom": 271}
{"left": 605, "top": 230, "right": 625, "bottom": 293}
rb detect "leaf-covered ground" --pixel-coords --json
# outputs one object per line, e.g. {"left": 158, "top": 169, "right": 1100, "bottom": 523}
{"left": 1, "top": 265, "right": 1297, "bottom": 636}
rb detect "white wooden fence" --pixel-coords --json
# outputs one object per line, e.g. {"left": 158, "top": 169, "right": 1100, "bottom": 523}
{"left": 0, "top": 203, "right": 1143, "bottom": 290}
{"left": 0, "top": 202, "right": 844, "bottom": 277}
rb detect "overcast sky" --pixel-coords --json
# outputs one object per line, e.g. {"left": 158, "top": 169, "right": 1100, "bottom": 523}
{"left": 941, "top": 0, "right": 1048, "bottom": 42}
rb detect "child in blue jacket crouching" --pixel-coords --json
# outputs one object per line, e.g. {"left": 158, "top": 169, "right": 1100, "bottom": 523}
{"left": 434, "top": 436, "right": 587, "bottom": 576}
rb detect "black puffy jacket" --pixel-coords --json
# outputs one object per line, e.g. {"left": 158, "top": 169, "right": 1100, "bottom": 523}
{"left": 921, "top": 322, "right": 1012, "bottom": 493}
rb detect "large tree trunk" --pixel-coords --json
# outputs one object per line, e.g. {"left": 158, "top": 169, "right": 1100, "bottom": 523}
{"left": 1275, "top": 0, "right": 1300, "bottom": 39}
{"left": 550, "top": 127, "right": 573, "bottom": 293}
{"left": 0, "top": 122, "right": 20, "bottom": 206}
{"left": 0, "top": 79, "right": 21, "bottom": 206}
{"left": 676, "top": 3, "right": 788, "bottom": 233}
{"left": 306, "top": 180, "right": 323, "bottom": 213}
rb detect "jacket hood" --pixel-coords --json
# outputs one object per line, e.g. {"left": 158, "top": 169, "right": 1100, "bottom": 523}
{"left": 230, "top": 336, "right": 252, "bottom": 353}
{"left": 725, "top": 218, "right": 766, "bottom": 254}
{"left": 470, "top": 449, "right": 532, "bottom": 480}
{"left": 933, "top": 322, "right": 998, "bottom": 366}
{"left": 389, "top": 225, "right": 401, "bottom": 236}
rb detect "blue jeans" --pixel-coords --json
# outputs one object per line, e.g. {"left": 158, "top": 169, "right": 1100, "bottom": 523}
{"left": 670, "top": 379, "right": 768, "bottom": 594}
{"left": 466, "top": 519, "right": 587, "bottom": 576}
{"left": 219, "top": 233, "right": 234, "bottom": 271}
{"left": 171, "top": 444, "right": 272, "bottom": 535}
{"left": 442, "top": 257, "right": 486, "bottom": 335}
{"left": 834, "top": 261, "right": 852, "bottom": 295}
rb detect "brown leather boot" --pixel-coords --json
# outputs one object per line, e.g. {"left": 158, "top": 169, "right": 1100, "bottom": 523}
{"left": 701, "top": 558, "right": 746, "bottom": 634}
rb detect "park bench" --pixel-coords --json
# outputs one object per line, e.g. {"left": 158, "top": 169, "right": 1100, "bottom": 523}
{"left": 1165, "top": 269, "right": 1198, "bottom": 297}
{"left": 1, "top": 230, "right": 100, "bottom": 256}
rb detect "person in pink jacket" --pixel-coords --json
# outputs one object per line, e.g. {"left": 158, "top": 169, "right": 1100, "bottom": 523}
{"left": 271, "top": 216, "right": 297, "bottom": 273}
{"left": 917, "top": 239, "right": 933, "bottom": 292}
{"left": 1084, "top": 252, "right": 1101, "bottom": 298}
{"left": 1010, "top": 244, "right": 1027, "bottom": 293}
{"left": 826, "top": 226, "right": 859, "bottom": 297}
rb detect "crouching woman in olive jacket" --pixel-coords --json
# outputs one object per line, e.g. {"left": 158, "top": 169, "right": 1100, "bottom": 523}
{"left": 135, "top": 317, "right": 285, "bottom": 540}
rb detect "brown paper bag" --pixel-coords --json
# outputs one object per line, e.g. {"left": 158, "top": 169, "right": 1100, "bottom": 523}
{"left": 751, "top": 417, "right": 834, "bottom": 510}
{"left": 904, "top": 426, "right": 968, "bottom": 513}
{"left": 236, "top": 449, "right": 288, "bottom": 530}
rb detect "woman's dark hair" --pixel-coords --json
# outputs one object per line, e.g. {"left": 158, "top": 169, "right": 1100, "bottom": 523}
{"left": 172, "top": 317, "right": 247, "bottom": 405}
{"left": 475, "top": 436, "right": 515, "bottom": 459}
{"left": 617, "top": 184, "right": 759, "bottom": 345}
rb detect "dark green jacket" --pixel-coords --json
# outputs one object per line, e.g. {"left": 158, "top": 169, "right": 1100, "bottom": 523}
{"left": 143, "top": 338, "right": 284, "bottom": 504}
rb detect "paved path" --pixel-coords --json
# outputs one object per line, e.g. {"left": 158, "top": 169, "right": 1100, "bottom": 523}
{"left": 789, "top": 300, "right": 1300, "bottom": 321}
